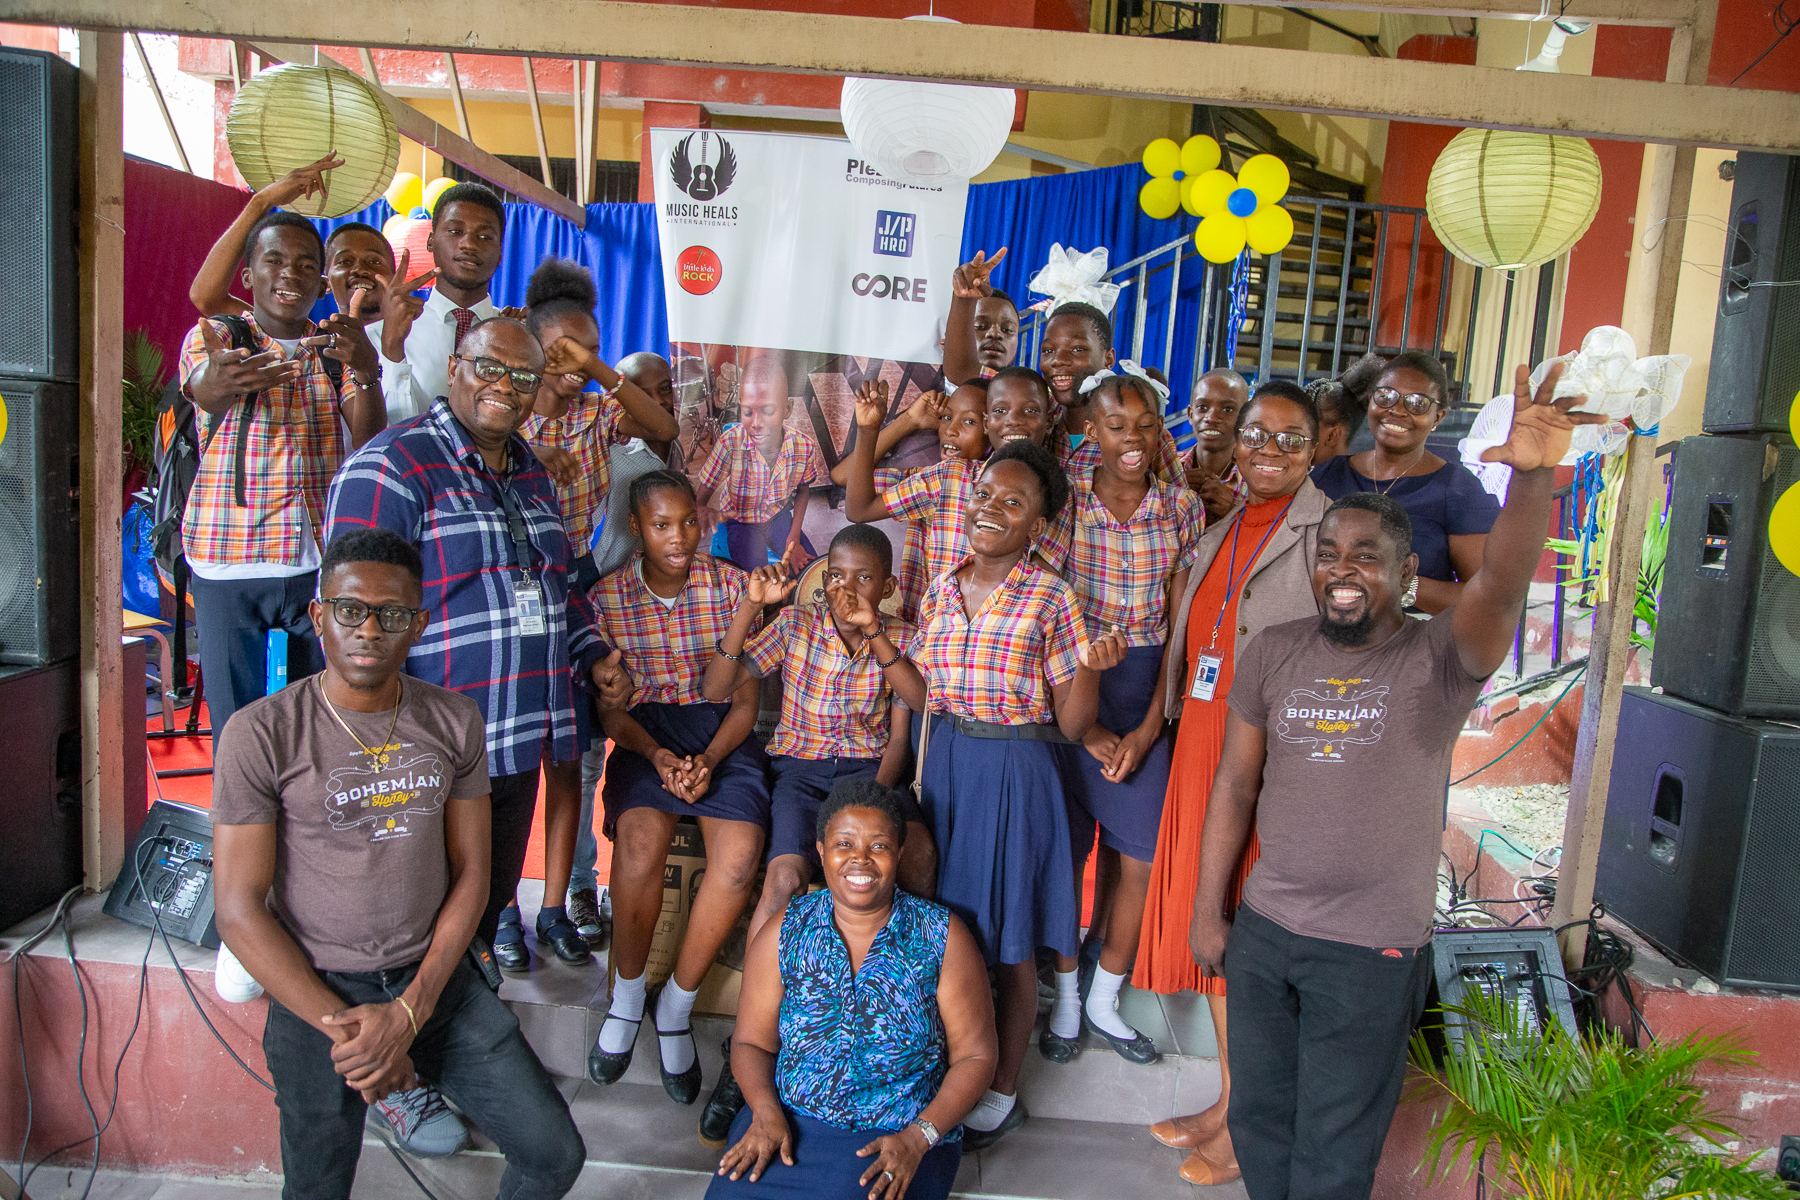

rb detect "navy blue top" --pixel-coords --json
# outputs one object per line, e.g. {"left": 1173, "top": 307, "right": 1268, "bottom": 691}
{"left": 1310, "top": 457, "right": 1501, "bottom": 583}
{"left": 775, "top": 889, "right": 957, "bottom": 1138}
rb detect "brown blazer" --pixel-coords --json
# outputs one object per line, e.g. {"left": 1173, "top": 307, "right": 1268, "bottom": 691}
{"left": 1160, "top": 478, "right": 1330, "bottom": 720}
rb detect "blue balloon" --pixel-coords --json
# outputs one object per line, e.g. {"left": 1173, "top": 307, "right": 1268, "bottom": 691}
{"left": 1227, "top": 187, "right": 1259, "bottom": 218}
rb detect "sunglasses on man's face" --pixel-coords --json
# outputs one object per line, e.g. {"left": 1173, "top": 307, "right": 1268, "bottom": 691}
{"left": 319, "top": 597, "right": 425, "bottom": 633}
{"left": 455, "top": 354, "right": 542, "bottom": 395}
{"left": 1238, "top": 425, "right": 1313, "bottom": 454}
{"left": 1370, "top": 386, "right": 1439, "bottom": 416}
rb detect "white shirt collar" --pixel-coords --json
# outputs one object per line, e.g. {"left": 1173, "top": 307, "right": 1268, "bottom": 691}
{"left": 425, "top": 286, "right": 496, "bottom": 323}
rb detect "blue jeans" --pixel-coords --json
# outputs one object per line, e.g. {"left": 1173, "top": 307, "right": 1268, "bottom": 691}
{"left": 261, "top": 960, "right": 585, "bottom": 1200}
{"left": 570, "top": 739, "right": 606, "bottom": 895}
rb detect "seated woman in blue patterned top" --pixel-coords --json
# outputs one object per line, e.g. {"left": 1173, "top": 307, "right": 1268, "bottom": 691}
{"left": 708, "top": 781, "right": 997, "bottom": 1200}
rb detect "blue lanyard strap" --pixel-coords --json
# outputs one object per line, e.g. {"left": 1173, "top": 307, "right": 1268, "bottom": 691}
{"left": 1206, "top": 501, "right": 1289, "bottom": 650}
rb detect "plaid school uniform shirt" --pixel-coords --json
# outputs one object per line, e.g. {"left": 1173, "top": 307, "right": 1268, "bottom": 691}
{"left": 1186, "top": 448, "right": 1249, "bottom": 503}
{"left": 591, "top": 555, "right": 748, "bottom": 706}
{"left": 885, "top": 457, "right": 978, "bottom": 604}
{"left": 521, "top": 388, "right": 626, "bottom": 551}
{"left": 1042, "top": 477, "right": 1205, "bottom": 645}
{"left": 908, "top": 555, "right": 1086, "bottom": 726}
{"left": 697, "top": 423, "right": 828, "bottom": 524}
{"left": 744, "top": 601, "right": 917, "bottom": 760}
{"left": 1062, "top": 426, "right": 1186, "bottom": 485}
{"left": 177, "top": 314, "right": 345, "bottom": 567}
{"left": 874, "top": 465, "right": 929, "bottom": 621}
{"left": 325, "top": 399, "right": 607, "bottom": 776}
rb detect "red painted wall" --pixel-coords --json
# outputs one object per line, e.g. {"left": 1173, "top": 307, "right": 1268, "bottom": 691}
{"left": 122, "top": 157, "right": 252, "bottom": 361}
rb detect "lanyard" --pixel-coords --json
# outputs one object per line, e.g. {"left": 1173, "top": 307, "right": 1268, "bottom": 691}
{"left": 482, "top": 463, "right": 538, "bottom": 583}
{"left": 1206, "top": 499, "right": 1290, "bottom": 650}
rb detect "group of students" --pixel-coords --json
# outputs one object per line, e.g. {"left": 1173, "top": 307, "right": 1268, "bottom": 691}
{"left": 183, "top": 150, "right": 1586, "bottom": 1200}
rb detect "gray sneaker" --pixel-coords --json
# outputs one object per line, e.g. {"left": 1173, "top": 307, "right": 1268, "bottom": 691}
{"left": 369, "top": 1083, "right": 469, "bottom": 1158}
{"left": 568, "top": 887, "right": 609, "bottom": 947}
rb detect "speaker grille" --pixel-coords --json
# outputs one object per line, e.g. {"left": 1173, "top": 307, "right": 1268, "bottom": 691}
{"left": 1767, "top": 193, "right": 1800, "bottom": 432}
{"left": 0, "top": 53, "right": 50, "bottom": 377}
{"left": 1730, "top": 739, "right": 1800, "bottom": 987}
{"left": 0, "top": 380, "right": 78, "bottom": 665}
{"left": 1745, "top": 445, "right": 1800, "bottom": 711}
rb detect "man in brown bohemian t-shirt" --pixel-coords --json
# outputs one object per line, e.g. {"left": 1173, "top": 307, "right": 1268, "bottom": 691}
{"left": 211, "top": 528, "right": 585, "bottom": 1200}
{"left": 1187, "top": 364, "right": 1600, "bottom": 1200}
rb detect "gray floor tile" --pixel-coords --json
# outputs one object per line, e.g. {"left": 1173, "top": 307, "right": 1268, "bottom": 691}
{"left": 968, "top": 1114, "right": 1211, "bottom": 1198}
{"left": 563, "top": 1080, "right": 728, "bottom": 1175}
{"left": 1156, "top": 992, "right": 1220, "bottom": 1058}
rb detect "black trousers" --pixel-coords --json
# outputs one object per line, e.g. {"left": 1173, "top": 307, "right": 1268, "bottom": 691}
{"left": 261, "top": 960, "right": 584, "bottom": 1200}
{"left": 482, "top": 769, "right": 543, "bottom": 948}
{"left": 1224, "top": 903, "right": 1432, "bottom": 1200}
{"left": 188, "top": 570, "right": 321, "bottom": 746}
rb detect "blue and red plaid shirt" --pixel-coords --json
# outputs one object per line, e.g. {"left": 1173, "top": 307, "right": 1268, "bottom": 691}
{"left": 324, "top": 398, "right": 606, "bottom": 776}
{"left": 590, "top": 555, "right": 748, "bottom": 707}
{"left": 744, "top": 601, "right": 917, "bottom": 760}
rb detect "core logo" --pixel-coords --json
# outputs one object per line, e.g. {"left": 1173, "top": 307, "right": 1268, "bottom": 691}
{"left": 851, "top": 273, "right": 929, "bottom": 303}
{"left": 874, "top": 210, "right": 915, "bottom": 257}
{"left": 677, "top": 246, "right": 723, "bottom": 296}
{"left": 670, "top": 132, "right": 737, "bottom": 201}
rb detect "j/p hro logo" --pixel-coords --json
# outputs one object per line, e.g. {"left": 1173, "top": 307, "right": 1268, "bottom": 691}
{"left": 873, "top": 210, "right": 915, "bottom": 257}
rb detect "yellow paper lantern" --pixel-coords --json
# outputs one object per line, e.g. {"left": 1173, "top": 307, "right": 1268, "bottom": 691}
{"left": 1239, "top": 154, "right": 1290, "bottom": 204}
{"left": 422, "top": 177, "right": 458, "bottom": 215}
{"left": 1195, "top": 213, "right": 1248, "bottom": 263}
{"left": 227, "top": 63, "right": 401, "bottom": 219}
{"left": 1139, "top": 178, "right": 1182, "bottom": 221}
{"left": 1186, "top": 169, "right": 1237, "bottom": 218}
{"left": 1142, "top": 137, "right": 1182, "bottom": 178}
{"left": 1245, "top": 204, "right": 1295, "bottom": 255}
{"left": 385, "top": 172, "right": 422, "bottom": 215}
{"left": 1180, "top": 135, "right": 1222, "bottom": 178}
{"left": 1425, "top": 129, "right": 1603, "bottom": 271}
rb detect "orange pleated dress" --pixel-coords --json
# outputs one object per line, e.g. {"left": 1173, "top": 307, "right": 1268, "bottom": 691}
{"left": 1133, "top": 493, "right": 1293, "bottom": 996}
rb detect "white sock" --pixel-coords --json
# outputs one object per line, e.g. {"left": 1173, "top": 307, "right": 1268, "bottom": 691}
{"left": 598, "top": 970, "right": 645, "bottom": 1054}
{"left": 962, "top": 1088, "right": 1017, "bottom": 1133}
{"left": 1085, "top": 966, "right": 1139, "bottom": 1041}
{"left": 655, "top": 978, "right": 699, "bottom": 1074}
{"left": 1048, "top": 968, "right": 1082, "bottom": 1039}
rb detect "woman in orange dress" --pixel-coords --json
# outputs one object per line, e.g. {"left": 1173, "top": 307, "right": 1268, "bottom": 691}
{"left": 1134, "top": 382, "right": 1329, "bottom": 1185}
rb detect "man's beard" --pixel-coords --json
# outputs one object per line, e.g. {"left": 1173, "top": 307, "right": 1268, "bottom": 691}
{"left": 1319, "top": 610, "right": 1374, "bottom": 647}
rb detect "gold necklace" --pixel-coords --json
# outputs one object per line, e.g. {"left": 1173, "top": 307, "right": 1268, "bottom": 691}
{"left": 317, "top": 673, "right": 403, "bottom": 767}
{"left": 1370, "top": 445, "right": 1427, "bottom": 496}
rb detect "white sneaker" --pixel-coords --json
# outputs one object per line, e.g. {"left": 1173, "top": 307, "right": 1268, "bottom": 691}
{"left": 213, "top": 943, "right": 264, "bottom": 1003}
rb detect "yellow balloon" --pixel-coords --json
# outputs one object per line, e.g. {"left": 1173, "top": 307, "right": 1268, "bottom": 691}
{"left": 1790, "top": 387, "right": 1800, "bottom": 445}
{"left": 422, "top": 176, "right": 457, "bottom": 215}
{"left": 1770, "top": 484, "right": 1800, "bottom": 577}
{"left": 1180, "top": 135, "right": 1222, "bottom": 178}
{"left": 384, "top": 171, "right": 422, "bottom": 214}
{"left": 1239, "top": 154, "right": 1291, "bottom": 204}
{"left": 1245, "top": 203, "right": 1295, "bottom": 255}
{"left": 1139, "top": 178, "right": 1182, "bottom": 221}
{"left": 1142, "top": 137, "right": 1182, "bottom": 179}
{"left": 1186, "top": 169, "right": 1237, "bottom": 218}
{"left": 1194, "top": 213, "right": 1248, "bottom": 263}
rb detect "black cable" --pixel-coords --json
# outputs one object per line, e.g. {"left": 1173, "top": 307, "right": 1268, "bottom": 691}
{"left": 376, "top": 1129, "right": 446, "bottom": 1200}
{"left": 10, "top": 885, "right": 80, "bottom": 1194}
{"left": 1729, "top": 0, "right": 1797, "bottom": 85}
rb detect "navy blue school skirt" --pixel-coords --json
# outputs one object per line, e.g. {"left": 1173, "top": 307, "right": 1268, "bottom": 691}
{"left": 705, "top": 1106, "right": 962, "bottom": 1200}
{"left": 721, "top": 505, "right": 815, "bottom": 571}
{"left": 1065, "top": 644, "right": 1172, "bottom": 864}
{"left": 920, "top": 717, "right": 1081, "bottom": 965}
{"left": 601, "top": 701, "right": 771, "bottom": 837}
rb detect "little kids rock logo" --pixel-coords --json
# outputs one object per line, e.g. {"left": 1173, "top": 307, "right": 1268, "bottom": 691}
{"left": 1275, "top": 677, "right": 1389, "bottom": 761}
{"left": 873, "top": 211, "right": 915, "bottom": 257}
{"left": 677, "top": 246, "right": 723, "bottom": 295}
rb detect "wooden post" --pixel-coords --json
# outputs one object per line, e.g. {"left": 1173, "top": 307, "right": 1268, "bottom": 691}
{"left": 443, "top": 51, "right": 471, "bottom": 141}
{"left": 582, "top": 58, "right": 599, "bottom": 208}
{"left": 129, "top": 31, "right": 190, "bottom": 173}
{"left": 523, "top": 56, "right": 553, "bottom": 188}
{"left": 77, "top": 31, "right": 126, "bottom": 890}
{"left": 1551, "top": 0, "right": 1717, "bottom": 961}
{"left": 570, "top": 59, "right": 586, "bottom": 206}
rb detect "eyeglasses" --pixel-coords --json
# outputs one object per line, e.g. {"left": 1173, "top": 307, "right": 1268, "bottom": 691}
{"left": 1370, "top": 386, "right": 1440, "bottom": 416}
{"left": 1238, "top": 425, "right": 1314, "bottom": 454}
{"left": 319, "top": 597, "right": 426, "bottom": 632}
{"left": 454, "top": 354, "right": 542, "bottom": 394}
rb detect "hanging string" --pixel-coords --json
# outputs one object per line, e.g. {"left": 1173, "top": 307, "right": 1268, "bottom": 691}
{"left": 1225, "top": 249, "right": 1251, "bottom": 374}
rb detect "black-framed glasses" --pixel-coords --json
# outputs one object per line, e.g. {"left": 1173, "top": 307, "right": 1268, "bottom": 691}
{"left": 454, "top": 354, "right": 542, "bottom": 394}
{"left": 319, "top": 597, "right": 426, "bottom": 632}
{"left": 1238, "top": 425, "right": 1313, "bottom": 454}
{"left": 1370, "top": 386, "right": 1439, "bottom": 416}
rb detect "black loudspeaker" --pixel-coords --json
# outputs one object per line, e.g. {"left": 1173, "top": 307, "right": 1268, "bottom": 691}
{"left": 0, "top": 658, "right": 82, "bottom": 933}
{"left": 104, "top": 800, "right": 219, "bottom": 949}
{"left": 0, "top": 378, "right": 80, "bottom": 666}
{"left": 1597, "top": 687, "right": 1800, "bottom": 991}
{"left": 1650, "top": 434, "right": 1800, "bottom": 718}
{"left": 0, "top": 48, "right": 78, "bottom": 382}
{"left": 1704, "top": 151, "right": 1800, "bottom": 435}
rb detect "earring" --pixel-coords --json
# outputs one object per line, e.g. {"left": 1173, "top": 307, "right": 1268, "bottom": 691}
{"left": 1401, "top": 577, "right": 1419, "bottom": 608}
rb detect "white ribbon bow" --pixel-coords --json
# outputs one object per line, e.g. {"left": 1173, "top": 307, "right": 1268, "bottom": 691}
{"left": 1027, "top": 243, "right": 1122, "bottom": 317}
{"left": 1078, "top": 360, "right": 1169, "bottom": 401}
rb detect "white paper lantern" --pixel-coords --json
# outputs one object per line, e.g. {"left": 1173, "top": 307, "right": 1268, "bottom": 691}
{"left": 839, "top": 16, "right": 1014, "bottom": 188}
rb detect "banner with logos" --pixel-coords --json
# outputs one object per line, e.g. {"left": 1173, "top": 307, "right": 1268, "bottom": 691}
{"left": 650, "top": 128, "right": 968, "bottom": 364}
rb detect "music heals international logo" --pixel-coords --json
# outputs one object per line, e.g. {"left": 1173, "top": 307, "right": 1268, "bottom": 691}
{"left": 665, "top": 132, "right": 740, "bottom": 226}
{"left": 677, "top": 246, "right": 722, "bottom": 295}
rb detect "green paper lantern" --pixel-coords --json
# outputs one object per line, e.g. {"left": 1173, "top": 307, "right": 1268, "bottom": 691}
{"left": 1425, "top": 129, "right": 1602, "bottom": 271}
{"left": 227, "top": 64, "right": 401, "bottom": 219}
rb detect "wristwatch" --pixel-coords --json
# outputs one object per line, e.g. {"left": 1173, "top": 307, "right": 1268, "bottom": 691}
{"left": 911, "top": 1118, "right": 940, "bottom": 1149}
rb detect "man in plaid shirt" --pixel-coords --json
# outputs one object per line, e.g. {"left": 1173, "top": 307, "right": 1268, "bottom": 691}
{"left": 179, "top": 212, "right": 385, "bottom": 744}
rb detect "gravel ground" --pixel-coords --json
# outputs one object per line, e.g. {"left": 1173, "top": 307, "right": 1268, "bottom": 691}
{"left": 1457, "top": 782, "right": 1569, "bottom": 863}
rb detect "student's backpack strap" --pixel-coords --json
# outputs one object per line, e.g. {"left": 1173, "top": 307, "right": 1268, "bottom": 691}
{"left": 212, "top": 314, "right": 260, "bottom": 508}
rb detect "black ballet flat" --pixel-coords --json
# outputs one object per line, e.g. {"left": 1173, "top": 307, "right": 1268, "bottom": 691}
{"left": 1084, "top": 1016, "right": 1161, "bottom": 1066}
{"left": 586, "top": 1015, "right": 640, "bottom": 1085}
{"left": 963, "top": 1098, "right": 1029, "bottom": 1151}
{"left": 649, "top": 984, "right": 703, "bottom": 1106}
{"left": 1037, "top": 1023, "right": 1085, "bottom": 1063}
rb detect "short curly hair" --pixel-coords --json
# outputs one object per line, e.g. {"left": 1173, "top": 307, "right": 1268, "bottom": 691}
{"left": 985, "top": 438, "right": 1071, "bottom": 523}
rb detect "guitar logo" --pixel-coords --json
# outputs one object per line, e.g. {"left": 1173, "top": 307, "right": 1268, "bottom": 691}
{"left": 670, "top": 132, "right": 738, "bottom": 202}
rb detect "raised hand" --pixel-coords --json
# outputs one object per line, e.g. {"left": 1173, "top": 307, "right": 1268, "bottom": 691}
{"left": 1481, "top": 362, "right": 1606, "bottom": 473}
{"left": 343, "top": 272, "right": 386, "bottom": 325}
{"left": 1079, "top": 625, "right": 1129, "bottom": 673}
{"left": 952, "top": 247, "right": 1007, "bottom": 299}
{"left": 542, "top": 335, "right": 596, "bottom": 380}
{"left": 378, "top": 249, "right": 438, "bottom": 361}
{"left": 903, "top": 387, "right": 949, "bottom": 434}
{"left": 497, "top": 305, "right": 529, "bottom": 321}
{"left": 306, "top": 313, "right": 379, "bottom": 380}
{"left": 197, "top": 318, "right": 301, "bottom": 397}
{"left": 255, "top": 151, "right": 344, "bottom": 212}
{"left": 745, "top": 562, "right": 798, "bottom": 606}
{"left": 853, "top": 379, "right": 891, "bottom": 430}
{"left": 825, "top": 576, "right": 881, "bottom": 637}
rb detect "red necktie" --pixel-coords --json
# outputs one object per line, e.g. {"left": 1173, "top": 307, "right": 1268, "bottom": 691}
{"left": 452, "top": 307, "right": 476, "bottom": 352}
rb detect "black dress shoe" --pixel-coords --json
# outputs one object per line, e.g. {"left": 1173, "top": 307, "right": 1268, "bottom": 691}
{"left": 698, "top": 1037, "right": 745, "bottom": 1147}
{"left": 963, "top": 1098, "right": 1028, "bottom": 1151}
{"left": 535, "top": 915, "right": 593, "bottom": 966}
{"left": 493, "top": 934, "right": 530, "bottom": 973}
{"left": 1037, "top": 1023, "right": 1085, "bottom": 1063}
{"left": 586, "top": 1014, "right": 640, "bottom": 1085}
{"left": 1085, "top": 1017, "right": 1161, "bottom": 1065}
{"left": 649, "top": 984, "right": 702, "bottom": 1106}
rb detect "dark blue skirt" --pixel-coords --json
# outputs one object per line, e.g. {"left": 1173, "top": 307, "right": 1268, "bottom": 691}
{"left": 920, "top": 717, "right": 1080, "bottom": 965}
{"left": 705, "top": 1107, "right": 961, "bottom": 1200}
{"left": 1065, "top": 644, "right": 1171, "bottom": 864}
{"left": 601, "top": 701, "right": 771, "bottom": 837}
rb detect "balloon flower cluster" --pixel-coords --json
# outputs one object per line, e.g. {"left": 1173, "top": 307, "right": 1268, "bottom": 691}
{"left": 380, "top": 173, "right": 458, "bottom": 269}
{"left": 1137, "top": 135, "right": 1296, "bottom": 263}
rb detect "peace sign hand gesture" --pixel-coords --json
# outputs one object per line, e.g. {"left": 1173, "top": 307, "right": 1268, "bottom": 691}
{"left": 254, "top": 152, "right": 344, "bottom": 212}
{"left": 197, "top": 317, "right": 301, "bottom": 398}
{"left": 953, "top": 248, "right": 1007, "bottom": 299}
{"left": 378, "top": 249, "right": 440, "bottom": 362}
{"left": 854, "top": 379, "right": 891, "bottom": 431}
{"left": 1481, "top": 362, "right": 1607, "bottom": 474}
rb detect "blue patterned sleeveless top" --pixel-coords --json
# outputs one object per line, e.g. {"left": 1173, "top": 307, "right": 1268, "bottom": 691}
{"left": 774, "top": 889, "right": 957, "bottom": 1138}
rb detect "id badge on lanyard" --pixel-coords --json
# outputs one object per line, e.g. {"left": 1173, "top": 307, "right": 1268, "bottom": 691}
{"left": 1188, "top": 652, "right": 1224, "bottom": 702}
{"left": 511, "top": 573, "right": 547, "bottom": 636}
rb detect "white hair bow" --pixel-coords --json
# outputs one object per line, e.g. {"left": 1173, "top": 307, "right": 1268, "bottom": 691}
{"left": 1079, "top": 360, "right": 1169, "bottom": 402}
{"left": 1027, "top": 243, "right": 1121, "bottom": 317}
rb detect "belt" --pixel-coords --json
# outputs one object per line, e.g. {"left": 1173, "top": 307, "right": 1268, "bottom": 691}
{"left": 941, "top": 714, "right": 1075, "bottom": 744}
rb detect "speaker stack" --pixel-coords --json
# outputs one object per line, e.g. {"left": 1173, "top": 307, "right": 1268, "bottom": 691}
{"left": 0, "top": 46, "right": 83, "bottom": 931}
{"left": 1595, "top": 151, "right": 1800, "bottom": 992}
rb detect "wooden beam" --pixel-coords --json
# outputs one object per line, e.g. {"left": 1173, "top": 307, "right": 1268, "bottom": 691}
{"left": 357, "top": 44, "right": 377, "bottom": 84}
{"left": 1229, "top": 0, "right": 1696, "bottom": 26}
{"left": 522, "top": 56, "right": 553, "bottom": 188}
{"left": 443, "top": 51, "right": 471, "bottom": 141}
{"left": 11, "top": 0, "right": 1797, "bottom": 152}
{"left": 582, "top": 58, "right": 599, "bottom": 205}
{"left": 77, "top": 30, "right": 126, "bottom": 891}
{"left": 129, "top": 31, "right": 190, "bottom": 172}
{"left": 571, "top": 58, "right": 587, "bottom": 206}
{"left": 245, "top": 41, "right": 586, "bottom": 224}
